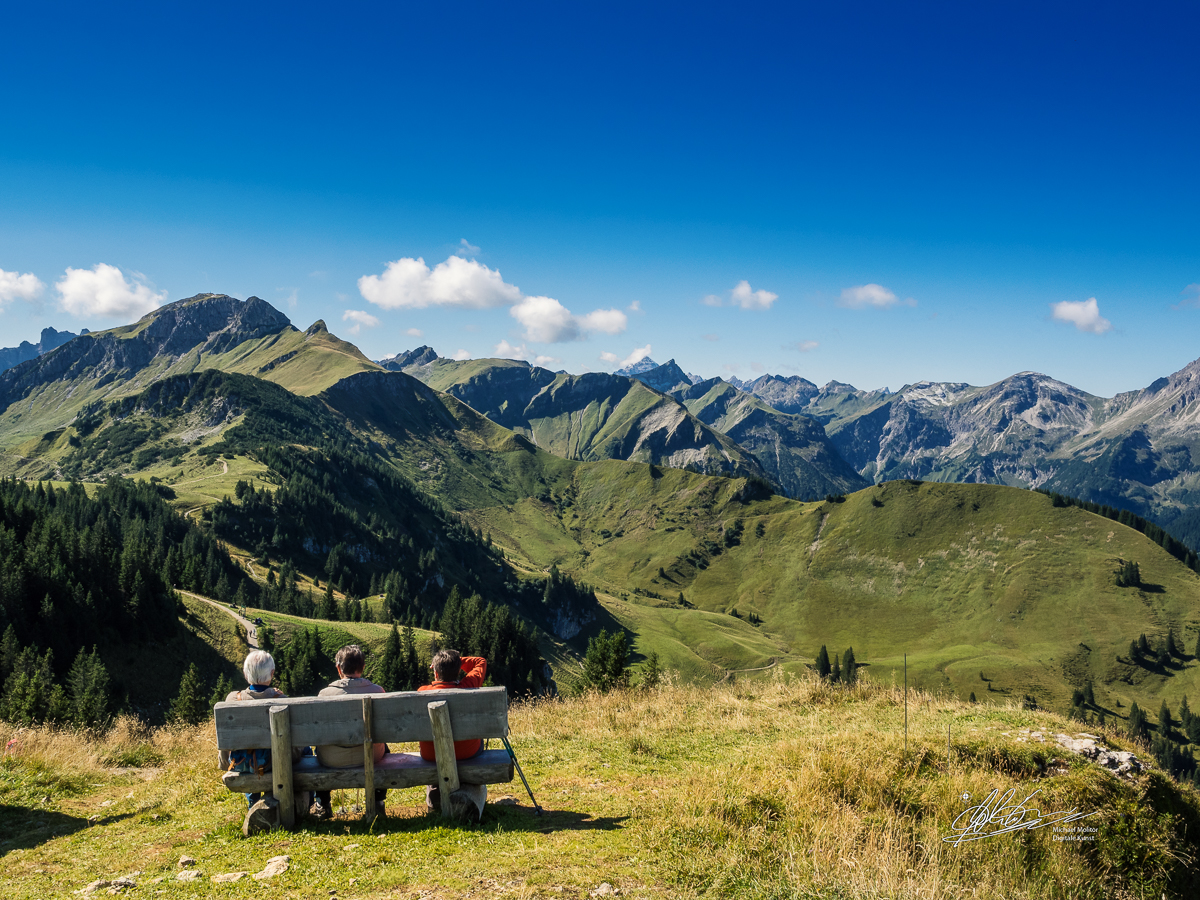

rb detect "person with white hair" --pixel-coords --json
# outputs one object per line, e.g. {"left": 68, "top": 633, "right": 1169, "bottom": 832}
{"left": 217, "top": 650, "right": 294, "bottom": 835}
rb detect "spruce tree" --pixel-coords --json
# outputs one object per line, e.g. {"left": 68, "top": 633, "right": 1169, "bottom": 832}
{"left": 842, "top": 647, "right": 857, "bottom": 685}
{"left": 1129, "top": 640, "right": 1139, "bottom": 661}
{"left": 1083, "top": 681, "right": 1095, "bottom": 707}
{"left": 168, "top": 663, "right": 208, "bottom": 725}
{"left": 1159, "top": 700, "right": 1173, "bottom": 736}
{"left": 638, "top": 652, "right": 662, "bottom": 692}
{"left": 401, "top": 624, "right": 419, "bottom": 691}
{"left": 1127, "top": 702, "right": 1148, "bottom": 741}
{"left": 67, "top": 646, "right": 112, "bottom": 727}
{"left": 830, "top": 654, "right": 841, "bottom": 683}
{"left": 1138, "top": 633, "right": 1149, "bottom": 654}
{"left": 969, "top": 692, "right": 976, "bottom": 703}
{"left": 380, "top": 624, "right": 401, "bottom": 691}
{"left": 208, "top": 673, "right": 233, "bottom": 708}
{"left": 816, "top": 645, "right": 831, "bottom": 678}
{"left": 1167, "top": 628, "right": 1179, "bottom": 658}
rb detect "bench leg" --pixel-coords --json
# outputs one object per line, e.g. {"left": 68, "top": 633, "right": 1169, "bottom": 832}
{"left": 362, "top": 697, "right": 376, "bottom": 821}
{"left": 269, "top": 705, "right": 295, "bottom": 829}
{"left": 427, "top": 700, "right": 460, "bottom": 817}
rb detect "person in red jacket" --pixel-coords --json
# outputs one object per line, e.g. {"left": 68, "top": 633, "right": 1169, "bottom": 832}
{"left": 418, "top": 649, "right": 488, "bottom": 818}
{"left": 418, "top": 650, "right": 487, "bottom": 760}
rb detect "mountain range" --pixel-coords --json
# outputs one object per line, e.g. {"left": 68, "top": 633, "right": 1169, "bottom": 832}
{"left": 3, "top": 293, "right": 1200, "bottom": 720}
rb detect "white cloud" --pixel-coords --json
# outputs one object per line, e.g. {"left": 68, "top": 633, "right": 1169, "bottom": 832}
{"left": 787, "top": 340, "right": 819, "bottom": 352}
{"left": 730, "top": 280, "right": 778, "bottom": 310}
{"left": 600, "top": 344, "right": 652, "bottom": 369}
{"left": 628, "top": 300, "right": 642, "bottom": 313}
{"left": 342, "top": 309, "right": 381, "bottom": 335}
{"left": 455, "top": 239, "right": 482, "bottom": 257}
{"left": 509, "top": 296, "right": 627, "bottom": 343}
{"left": 1051, "top": 297, "right": 1112, "bottom": 334}
{"left": 358, "top": 256, "right": 522, "bottom": 310}
{"left": 839, "top": 283, "right": 914, "bottom": 309}
{"left": 56, "top": 264, "right": 166, "bottom": 319}
{"left": 1173, "top": 283, "right": 1200, "bottom": 309}
{"left": 405, "top": 327, "right": 424, "bottom": 338}
{"left": 278, "top": 287, "right": 298, "bottom": 310}
{"left": 360, "top": 253, "right": 625, "bottom": 344}
{"left": 703, "top": 281, "right": 778, "bottom": 310}
{"left": 534, "top": 354, "right": 561, "bottom": 367}
{"left": 0, "top": 269, "right": 45, "bottom": 307}
{"left": 495, "top": 339, "right": 528, "bottom": 358}
{"left": 451, "top": 349, "right": 471, "bottom": 361}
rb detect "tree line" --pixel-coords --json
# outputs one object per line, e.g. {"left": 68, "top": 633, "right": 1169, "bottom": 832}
{"left": 0, "top": 477, "right": 253, "bottom": 726}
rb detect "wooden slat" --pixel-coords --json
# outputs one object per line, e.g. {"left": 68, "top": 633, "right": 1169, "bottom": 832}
{"left": 428, "top": 700, "right": 460, "bottom": 816}
{"left": 214, "top": 687, "right": 509, "bottom": 750}
{"left": 362, "top": 697, "right": 376, "bottom": 821}
{"left": 221, "top": 750, "right": 513, "bottom": 793}
{"left": 269, "top": 705, "right": 295, "bottom": 829}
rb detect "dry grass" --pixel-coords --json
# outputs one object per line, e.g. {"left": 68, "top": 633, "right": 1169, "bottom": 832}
{"left": 1, "top": 675, "right": 1197, "bottom": 899}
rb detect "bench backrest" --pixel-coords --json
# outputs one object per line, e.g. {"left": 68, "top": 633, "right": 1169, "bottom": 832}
{"left": 214, "top": 686, "right": 509, "bottom": 751}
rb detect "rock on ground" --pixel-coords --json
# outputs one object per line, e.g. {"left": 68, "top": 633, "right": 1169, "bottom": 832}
{"left": 211, "top": 872, "right": 250, "bottom": 883}
{"left": 253, "top": 855, "right": 291, "bottom": 879}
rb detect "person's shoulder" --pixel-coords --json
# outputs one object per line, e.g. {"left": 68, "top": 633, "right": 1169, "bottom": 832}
{"left": 224, "top": 690, "right": 243, "bottom": 702}
{"left": 318, "top": 681, "right": 348, "bottom": 697}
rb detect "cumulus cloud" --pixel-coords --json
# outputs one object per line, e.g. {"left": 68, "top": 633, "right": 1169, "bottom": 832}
{"left": 56, "top": 264, "right": 166, "bottom": 319}
{"left": 360, "top": 253, "right": 626, "bottom": 344}
{"left": 358, "top": 256, "right": 522, "bottom": 310}
{"left": 600, "top": 344, "right": 652, "bottom": 369}
{"left": 839, "top": 284, "right": 914, "bottom": 309}
{"left": 1051, "top": 297, "right": 1112, "bottom": 334}
{"left": 509, "top": 295, "right": 627, "bottom": 343}
{"left": 703, "top": 280, "right": 779, "bottom": 310}
{"left": 405, "top": 327, "right": 424, "bottom": 338}
{"left": 451, "top": 348, "right": 471, "bottom": 361}
{"left": 0, "top": 269, "right": 46, "bottom": 307}
{"left": 342, "top": 309, "right": 381, "bottom": 335}
{"left": 730, "top": 280, "right": 778, "bottom": 310}
{"left": 492, "top": 340, "right": 559, "bottom": 367}
{"left": 1173, "top": 283, "right": 1200, "bottom": 309}
{"left": 787, "top": 340, "right": 819, "bottom": 352}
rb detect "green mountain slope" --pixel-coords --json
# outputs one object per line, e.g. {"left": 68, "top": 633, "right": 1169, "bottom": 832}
{"left": 401, "top": 357, "right": 770, "bottom": 482}
{"left": 0, "top": 294, "right": 378, "bottom": 453}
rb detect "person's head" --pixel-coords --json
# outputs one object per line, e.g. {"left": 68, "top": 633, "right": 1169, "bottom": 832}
{"left": 243, "top": 650, "right": 276, "bottom": 686}
{"left": 335, "top": 645, "right": 366, "bottom": 677}
{"left": 431, "top": 649, "right": 462, "bottom": 683}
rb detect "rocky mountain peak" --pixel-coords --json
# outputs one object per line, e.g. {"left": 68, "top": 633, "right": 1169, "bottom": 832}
{"left": 629, "top": 359, "right": 691, "bottom": 393}
{"left": 614, "top": 356, "right": 660, "bottom": 376}
{"left": 379, "top": 345, "right": 439, "bottom": 370}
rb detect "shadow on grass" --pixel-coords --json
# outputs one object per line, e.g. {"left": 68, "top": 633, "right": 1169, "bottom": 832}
{"left": 0, "top": 806, "right": 133, "bottom": 856}
{"left": 293, "top": 804, "right": 628, "bottom": 837}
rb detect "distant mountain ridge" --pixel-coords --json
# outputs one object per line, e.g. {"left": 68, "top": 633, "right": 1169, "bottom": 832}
{"left": 0, "top": 326, "right": 85, "bottom": 373}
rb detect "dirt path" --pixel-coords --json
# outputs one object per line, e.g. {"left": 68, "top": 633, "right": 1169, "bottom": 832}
{"left": 183, "top": 591, "right": 259, "bottom": 648}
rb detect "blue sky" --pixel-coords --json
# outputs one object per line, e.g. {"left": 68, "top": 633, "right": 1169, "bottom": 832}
{"left": 1, "top": 2, "right": 1197, "bottom": 396}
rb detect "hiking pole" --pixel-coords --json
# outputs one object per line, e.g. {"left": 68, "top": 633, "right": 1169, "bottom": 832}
{"left": 500, "top": 735, "right": 543, "bottom": 816}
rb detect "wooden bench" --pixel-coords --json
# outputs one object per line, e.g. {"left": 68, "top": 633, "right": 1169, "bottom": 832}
{"left": 214, "top": 686, "right": 514, "bottom": 827}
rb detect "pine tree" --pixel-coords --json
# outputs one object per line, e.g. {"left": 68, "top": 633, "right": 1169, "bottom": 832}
{"left": 1138, "top": 633, "right": 1149, "bottom": 654}
{"left": 842, "top": 647, "right": 857, "bottom": 685}
{"left": 1167, "top": 628, "right": 1180, "bottom": 658}
{"left": 1159, "top": 700, "right": 1173, "bottom": 736}
{"left": 380, "top": 623, "right": 401, "bottom": 691}
{"left": 168, "top": 663, "right": 209, "bottom": 725}
{"left": 969, "top": 691, "right": 976, "bottom": 703}
{"left": 401, "top": 624, "right": 419, "bottom": 691}
{"left": 67, "top": 646, "right": 112, "bottom": 727}
{"left": 816, "top": 645, "right": 831, "bottom": 678}
{"left": 1127, "top": 702, "right": 1148, "bottom": 741}
{"left": 209, "top": 673, "right": 233, "bottom": 708}
{"left": 582, "top": 630, "right": 629, "bottom": 693}
{"left": 1083, "top": 681, "right": 1095, "bottom": 707}
{"left": 830, "top": 654, "right": 841, "bottom": 683}
{"left": 638, "top": 652, "right": 662, "bottom": 692}
{"left": 1129, "top": 640, "right": 1139, "bottom": 661}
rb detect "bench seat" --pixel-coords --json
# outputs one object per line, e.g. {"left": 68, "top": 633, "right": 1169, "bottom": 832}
{"left": 222, "top": 748, "right": 514, "bottom": 793}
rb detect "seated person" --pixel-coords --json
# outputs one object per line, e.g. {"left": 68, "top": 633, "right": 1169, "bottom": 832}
{"left": 217, "top": 650, "right": 298, "bottom": 834}
{"left": 311, "top": 645, "right": 388, "bottom": 819}
{"left": 419, "top": 649, "right": 488, "bottom": 816}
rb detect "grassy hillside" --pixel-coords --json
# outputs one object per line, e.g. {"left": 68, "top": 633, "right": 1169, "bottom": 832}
{"left": 458, "top": 475, "right": 1200, "bottom": 719}
{"left": 1, "top": 675, "right": 1197, "bottom": 899}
